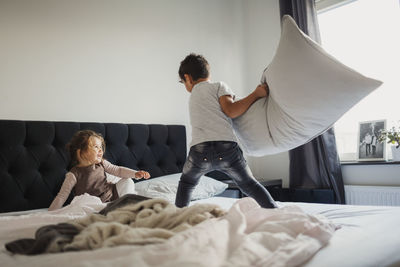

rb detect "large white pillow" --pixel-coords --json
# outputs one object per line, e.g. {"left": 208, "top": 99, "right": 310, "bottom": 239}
{"left": 134, "top": 173, "right": 228, "bottom": 203}
{"left": 233, "top": 15, "right": 382, "bottom": 156}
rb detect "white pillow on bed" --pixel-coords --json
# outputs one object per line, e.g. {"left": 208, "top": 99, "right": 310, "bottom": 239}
{"left": 134, "top": 173, "right": 228, "bottom": 203}
{"left": 233, "top": 15, "right": 382, "bottom": 156}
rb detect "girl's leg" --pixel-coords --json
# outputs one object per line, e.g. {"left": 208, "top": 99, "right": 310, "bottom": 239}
{"left": 116, "top": 178, "right": 136, "bottom": 196}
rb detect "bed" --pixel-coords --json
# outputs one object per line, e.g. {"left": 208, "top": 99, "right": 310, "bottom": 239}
{"left": 1, "top": 119, "right": 400, "bottom": 267}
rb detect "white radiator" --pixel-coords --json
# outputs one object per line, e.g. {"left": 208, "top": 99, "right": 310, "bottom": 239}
{"left": 345, "top": 185, "right": 400, "bottom": 206}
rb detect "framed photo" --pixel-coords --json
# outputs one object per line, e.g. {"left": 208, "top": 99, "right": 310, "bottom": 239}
{"left": 357, "top": 120, "right": 386, "bottom": 161}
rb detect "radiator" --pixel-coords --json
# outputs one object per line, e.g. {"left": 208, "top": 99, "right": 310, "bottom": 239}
{"left": 345, "top": 185, "right": 400, "bottom": 206}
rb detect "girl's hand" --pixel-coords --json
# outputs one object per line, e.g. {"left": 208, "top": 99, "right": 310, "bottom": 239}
{"left": 135, "top": 171, "right": 151, "bottom": 179}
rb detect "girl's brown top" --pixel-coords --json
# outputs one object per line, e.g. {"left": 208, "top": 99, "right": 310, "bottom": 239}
{"left": 70, "top": 163, "right": 117, "bottom": 203}
{"left": 48, "top": 160, "right": 137, "bottom": 211}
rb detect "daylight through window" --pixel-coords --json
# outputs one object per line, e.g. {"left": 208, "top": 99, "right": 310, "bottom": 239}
{"left": 317, "top": 0, "right": 400, "bottom": 161}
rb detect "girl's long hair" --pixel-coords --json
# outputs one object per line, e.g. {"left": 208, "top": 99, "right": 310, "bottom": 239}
{"left": 66, "top": 130, "right": 105, "bottom": 169}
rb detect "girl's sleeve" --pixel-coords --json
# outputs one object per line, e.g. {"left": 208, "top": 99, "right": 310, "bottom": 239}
{"left": 48, "top": 172, "right": 77, "bottom": 211}
{"left": 103, "top": 159, "right": 137, "bottom": 179}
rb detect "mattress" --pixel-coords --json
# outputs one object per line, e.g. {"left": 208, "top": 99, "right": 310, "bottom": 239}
{"left": 196, "top": 197, "right": 400, "bottom": 267}
{"left": 1, "top": 195, "right": 399, "bottom": 267}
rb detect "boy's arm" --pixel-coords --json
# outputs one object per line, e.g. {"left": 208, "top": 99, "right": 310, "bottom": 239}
{"left": 219, "top": 83, "right": 268, "bottom": 118}
{"left": 48, "top": 172, "right": 76, "bottom": 211}
{"left": 103, "top": 160, "right": 150, "bottom": 179}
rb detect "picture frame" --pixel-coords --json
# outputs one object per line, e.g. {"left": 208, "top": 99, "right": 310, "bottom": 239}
{"left": 357, "top": 120, "right": 386, "bottom": 161}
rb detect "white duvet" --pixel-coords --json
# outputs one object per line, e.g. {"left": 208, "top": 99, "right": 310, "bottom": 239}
{"left": 0, "top": 195, "right": 335, "bottom": 267}
{"left": 0, "top": 194, "right": 105, "bottom": 242}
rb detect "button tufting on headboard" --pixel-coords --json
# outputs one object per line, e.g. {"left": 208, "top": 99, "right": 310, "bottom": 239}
{"left": 0, "top": 120, "right": 186, "bottom": 212}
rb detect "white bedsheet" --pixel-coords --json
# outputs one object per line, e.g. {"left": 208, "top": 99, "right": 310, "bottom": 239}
{"left": 0, "top": 194, "right": 106, "bottom": 243}
{"left": 0, "top": 196, "right": 336, "bottom": 267}
{"left": 1, "top": 196, "right": 399, "bottom": 267}
{"left": 195, "top": 198, "right": 400, "bottom": 267}
{"left": 293, "top": 202, "right": 400, "bottom": 267}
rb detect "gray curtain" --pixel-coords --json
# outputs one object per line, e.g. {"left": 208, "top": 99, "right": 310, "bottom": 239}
{"left": 279, "top": 0, "right": 345, "bottom": 204}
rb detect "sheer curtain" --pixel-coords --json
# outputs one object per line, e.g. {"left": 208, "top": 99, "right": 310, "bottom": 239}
{"left": 279, "top": 0, "right": 345, "bottom": 204}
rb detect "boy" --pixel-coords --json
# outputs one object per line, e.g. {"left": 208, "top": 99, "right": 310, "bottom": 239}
{"left": 175, "top": 53, "right": 277, "bottom": 209}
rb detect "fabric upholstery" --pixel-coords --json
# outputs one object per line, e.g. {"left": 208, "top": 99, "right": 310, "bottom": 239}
{"left": 0, "top": 120, "right": 186, "bottom": 212}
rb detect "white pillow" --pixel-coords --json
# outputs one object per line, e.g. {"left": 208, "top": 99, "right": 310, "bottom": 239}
{"left": 233, "top": 15, "right": 382, "bottom": 156}
{"left": 134, "top": 173, "right": 228, "bottom": 203}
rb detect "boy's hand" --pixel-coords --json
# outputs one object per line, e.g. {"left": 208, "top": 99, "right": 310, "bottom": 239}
{"left": 254, "top": 83, "right": 269, "bottom": 98}
{"left": 135, "top": 170, "right": 151, "bottom": 179}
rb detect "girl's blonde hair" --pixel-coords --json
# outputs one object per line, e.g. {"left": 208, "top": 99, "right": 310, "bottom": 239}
{"left": 66, "top": 130, "right": 105, "bottom": 168}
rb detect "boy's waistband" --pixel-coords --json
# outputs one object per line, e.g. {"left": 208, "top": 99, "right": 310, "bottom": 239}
{"left": 190, "top": 141, "right": 238, "bottom": 152}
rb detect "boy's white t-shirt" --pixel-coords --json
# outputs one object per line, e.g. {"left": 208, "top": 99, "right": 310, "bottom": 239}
{"left": 189, "top": 80, "right": 238, "bottom": 147}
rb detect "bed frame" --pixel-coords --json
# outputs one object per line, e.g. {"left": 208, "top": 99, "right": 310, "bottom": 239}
{"left": 0, "top": 120, "right": 186, "bottom": 213}
{"left": 2, "top": 122, "right": 400, "bottom": 267}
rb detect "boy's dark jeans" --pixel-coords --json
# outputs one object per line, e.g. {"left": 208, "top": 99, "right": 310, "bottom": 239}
{"left": 175, "top": 141, "right": 277, "bottom": 208}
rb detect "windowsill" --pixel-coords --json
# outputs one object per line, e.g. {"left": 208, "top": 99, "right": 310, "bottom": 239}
{"left": 340, "top": 160, "right": 400, "bottom": 166}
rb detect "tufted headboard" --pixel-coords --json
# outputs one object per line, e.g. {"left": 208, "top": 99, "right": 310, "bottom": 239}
{"left": 0, "top": 120, "right": 186, "bottom": 213}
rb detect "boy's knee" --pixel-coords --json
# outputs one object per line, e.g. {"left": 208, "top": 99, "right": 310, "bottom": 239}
{"left": 235, "top": 179, "right": 258, "bottom": 192}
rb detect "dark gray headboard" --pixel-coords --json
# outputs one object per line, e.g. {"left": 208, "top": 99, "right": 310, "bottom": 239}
{"left": 0, "top": 120, "right": 186, "bottom": 212}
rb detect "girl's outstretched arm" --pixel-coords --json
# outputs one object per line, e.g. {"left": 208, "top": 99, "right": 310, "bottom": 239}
{"left": 103, "top": 160, "right": 150, "bottom": 179}
{"left": 48, "top": 172, "right": 76, "bottom": 211}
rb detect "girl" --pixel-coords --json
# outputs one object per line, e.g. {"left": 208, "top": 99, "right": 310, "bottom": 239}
{"left": 49, "top": 130, "right": 150, "bottom": 211}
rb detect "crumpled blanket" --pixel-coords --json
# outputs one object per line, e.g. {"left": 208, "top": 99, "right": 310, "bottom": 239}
{"left": 5, "top": 194, "right": 226, "bottom": 255}
{"left": 4, "top": 197, "right": 336, "bottom": 267}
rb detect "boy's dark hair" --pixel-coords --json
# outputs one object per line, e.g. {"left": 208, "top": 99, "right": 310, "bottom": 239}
{"left": 179, "top": 53, "right": 210, "bottom": 82}
{"left": 66, "top": 130, "right": 105, "bottom": 169}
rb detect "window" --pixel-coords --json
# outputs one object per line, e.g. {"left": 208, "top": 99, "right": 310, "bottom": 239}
{"left": 317, "top": 0, "right": 400, "bottom": 161}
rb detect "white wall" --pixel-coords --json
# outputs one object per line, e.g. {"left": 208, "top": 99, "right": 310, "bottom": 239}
{"left": 342, "top": 164, "right": 400, "bottom": 186}
{"left": 241, "top": 0, "right": 280, "bottom": 92}
{"left": 0, "top": 0, "right": 246, "bottom": 129}
{"left": 239, "top": 1, "right": 291, "bottom": 186}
